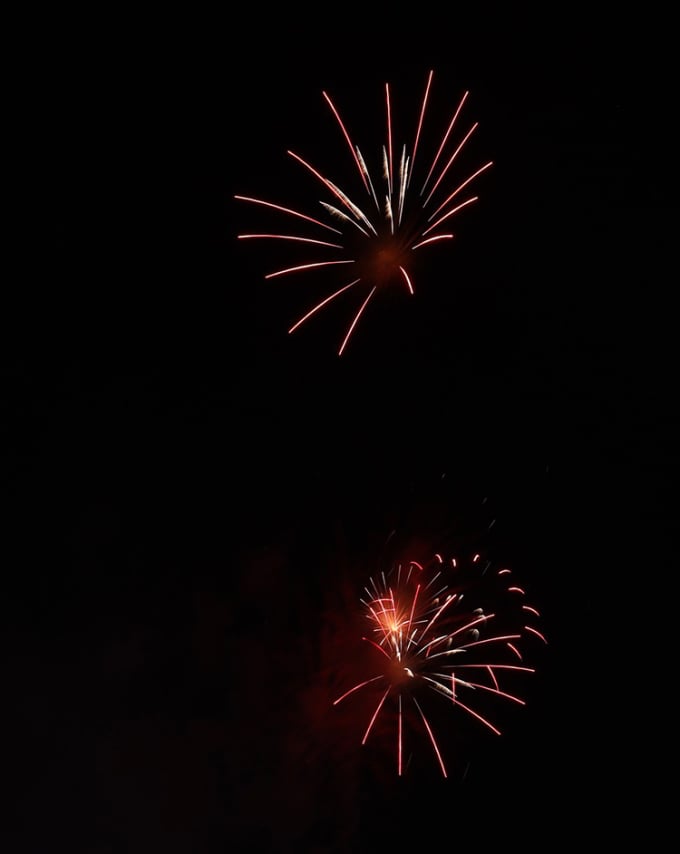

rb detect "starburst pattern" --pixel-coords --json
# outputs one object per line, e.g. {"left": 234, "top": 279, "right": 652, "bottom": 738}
{"left": 235, "top": 70, "right": 492, "bottom": 354}
{"left": 333, "top": 552, "right": 546, "bottom": 778}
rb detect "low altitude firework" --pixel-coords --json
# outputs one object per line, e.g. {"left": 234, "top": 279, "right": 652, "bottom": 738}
{"left": 333, "top": 551, "right": 546, "bottom": 778}
{"left": 235, "top": 70, "right": 492, "bottom": 355}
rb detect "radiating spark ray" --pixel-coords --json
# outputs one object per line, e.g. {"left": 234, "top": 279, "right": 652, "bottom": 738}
{"left": 487, "top": 665, "right": 499, "bottom": 691}
{"left": 413, "top": 697, "right": 448, "bottom": 777}
{"left": 459, "top": 633, "right": 522, "bottom": 651}
{"left": 362, "top": 636, "right": 392, "bottom": 660}
{"left": 398, "top": 266, "right": 414, "bottom": 295}
{"left": 410, "top": 69, "right": 434, "bottom": 187}
{"left": 322, "top": 90, "right": 370, "bottom": 194}
{"left": 462, "top": 681, "right": 526, "bottom": 705}
{"left": 412, "top": 234, "right": 454, "bottom": 250}
{"left": 507, "top": 642, "right": 522, "bottom": 660}
{"left": 385, "top": 83, "right": 393, "bottom": 197}
{"left": 356, "top": 147, "right": 380, "bottom": 209}
{"left": 385, "top": 195, "right": 394, "bottom": 235}
{"left": 428, "top": 161, "right": 493, "bottom": 222}
{"left": 238, "top": 234, "right": 344, "bottom": 248}
{"left": 454, "top": 664, "right": 535, "bottom": 673}
{"left": 265, "top": 260, "right": 354, "bottom": 280}
{"left": 406, "top": 584, "right": 421, "bottom": 641}
{"left": 398, "top": 147, "right": 408, "bottom": 226}
{"left": 320, "top": 202, "right": 371, "bottom": 236}
{"left": 424, "top": 571, "right": 442, "bottom": 592}
{"left": 398, "top": 695, "right": 403, "bottom": 775}
{"left": 417, "top": 596, "right": 460, "bottom": 646}
{"left": 337, "top": 285, "right": 377, "bottom": 356}
{"left": 233, "top": 195, "right": 342, "bottom": 234}
{"left": 324, "top": 178, "right": 377, "bottom": 235}
{"left": 421, "top": 89, "right": 469, "bottom": 194}
{"left": 288, "top": 151, "right": 376, "bottom": 234}
{"left": 421, "top": 196, "right": 478, "bottom": 236}
{"left": 362, "top": 687, "right": 391, "bottom": 744}
{"left": 381, "top": 146, "right": 390, "bottom": 196}
{"left": 443, "top": 612, "right": 494, "bottom": 645}
{"left": 523, "top": 606, "right": 541, "bottom": 617}
{"left": 421, "top": 675, "right": 456, "bottom": 699}
{"left": 524, "top": 626, "right": 548, "bottom": 644}
{"left": 423, "top": 122, "right": 478, "bottom": 207}
{"left": 452, "top": 698, "right": 502, "bottom": 735}
{"left": 333, "top": 675, "right": 385, "bottom": 705}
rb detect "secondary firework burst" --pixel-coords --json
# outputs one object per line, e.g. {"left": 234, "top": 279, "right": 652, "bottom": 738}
{"left": 235, "top": 70, "right": 492, "bottom": 355}
{"left": 333, "top": 552, "right": 546, "bottom": 778}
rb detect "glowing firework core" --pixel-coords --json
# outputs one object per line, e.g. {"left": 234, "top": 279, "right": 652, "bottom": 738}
{"left": 355, "top": 238, "right": 409, "bottom": 290}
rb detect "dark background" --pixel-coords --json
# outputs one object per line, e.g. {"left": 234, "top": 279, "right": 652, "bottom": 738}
{"left": 7, "top": 10, "right": 674, "bottom": 852}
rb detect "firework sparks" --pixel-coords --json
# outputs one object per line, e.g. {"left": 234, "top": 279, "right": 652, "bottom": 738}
{"left": 333, "top": 553, "right": 546, "bottom": 778}
{"left": 235, "top": 70, "right": 492, "bottom": 355}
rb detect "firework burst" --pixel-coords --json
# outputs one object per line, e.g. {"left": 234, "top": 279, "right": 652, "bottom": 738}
{"left": 333, "top": 552, "right": 546, "bottom": 778}
{"left": 235, "top": 70, "right": 492, "bottom": 355}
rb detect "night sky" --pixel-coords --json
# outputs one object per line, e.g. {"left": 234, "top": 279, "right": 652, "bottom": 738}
{"left": 8, "top": 11, "right": 674, "bottom": 852}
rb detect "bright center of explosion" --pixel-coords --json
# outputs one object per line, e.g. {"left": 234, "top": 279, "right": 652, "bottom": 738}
{"left": 355, "top": 237, "right": 408, "bottom": 289}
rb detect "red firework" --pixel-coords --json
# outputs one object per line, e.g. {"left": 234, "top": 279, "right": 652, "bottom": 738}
{"left": 235, "top": 70, "right": 492, "bottom": 355}
{"left": 333, "top": 552, "right": 546, "bottom": 778}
